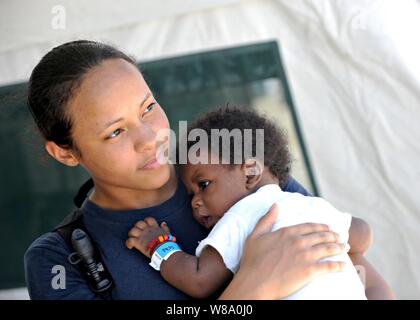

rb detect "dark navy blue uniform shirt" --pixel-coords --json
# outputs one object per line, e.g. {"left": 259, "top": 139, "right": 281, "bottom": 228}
{"left": 24, "top": 176, "right": 310, "bottom": 299}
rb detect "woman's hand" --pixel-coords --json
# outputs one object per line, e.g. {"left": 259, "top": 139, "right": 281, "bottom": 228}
{"left": 219, "top": 203, "right": 346, "bottom": 300}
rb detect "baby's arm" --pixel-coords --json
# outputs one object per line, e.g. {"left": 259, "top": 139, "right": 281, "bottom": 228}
{"left": 161, "top": 246, "right": 233, "bottom": 298}
{"left": 349, "top": 253, "right": 396, "bottom": 299}
{"left": 348, "top": 218, "right": 395, "bottom": 299}
{"left": 126, "top": 217, "right": 232, "bottom": 299}
{"left": 325, "top": 212, "right": 393, "bottom": 299}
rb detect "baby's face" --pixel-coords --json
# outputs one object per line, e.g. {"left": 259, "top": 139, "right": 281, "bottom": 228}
{"left": 180, "top": 163, "right": 249, "bottom": 229}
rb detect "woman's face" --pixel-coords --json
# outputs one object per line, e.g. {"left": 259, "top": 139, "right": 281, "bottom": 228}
{"left": 67, "top": 58, "right": 171, "bottom": 191}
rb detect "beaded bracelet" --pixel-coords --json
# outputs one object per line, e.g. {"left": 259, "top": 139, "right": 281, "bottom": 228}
{"left": 147, "top": 234, "right": 177, "bottom": 255}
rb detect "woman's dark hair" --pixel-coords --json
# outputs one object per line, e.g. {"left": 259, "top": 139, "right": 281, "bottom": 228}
{"left": 184, "top": 106, "right": 291, "bottom": 187}
{"left": 27, "top": 40, "right": 136, "bottom": 150}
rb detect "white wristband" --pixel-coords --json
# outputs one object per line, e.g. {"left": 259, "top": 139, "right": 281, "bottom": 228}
{"left": 149, "top": 241, "right": 182, "bottom": 271}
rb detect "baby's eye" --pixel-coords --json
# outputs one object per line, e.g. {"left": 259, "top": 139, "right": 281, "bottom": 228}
{"left": 107, "top": 128, "right": 123, "bottom": 139}
{"left": 198, "top": 181, "right": 210, "bottom": 191}
{"left": 143, "top": 103, "right": 156, "bottom": 115}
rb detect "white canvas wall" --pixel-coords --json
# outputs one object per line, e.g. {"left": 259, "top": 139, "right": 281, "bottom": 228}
{"left": 1, "top": 0, "right": 419, "bottom": 299}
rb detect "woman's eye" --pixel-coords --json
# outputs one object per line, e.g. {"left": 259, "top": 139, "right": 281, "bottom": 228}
{"left": 107, "top": 128, "right": 122, "bottom": 139}
{"left": 143, "top": 103, "right": 156, "bottom": 115}
{"left": 198, "top": 181, "right": 210, "bottom": 191}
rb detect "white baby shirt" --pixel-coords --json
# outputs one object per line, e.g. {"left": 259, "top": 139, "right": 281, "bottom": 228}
{"left": 195, "top": 184, "right": 367, "bottom": 300}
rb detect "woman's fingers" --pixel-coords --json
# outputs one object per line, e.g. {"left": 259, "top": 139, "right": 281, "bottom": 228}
{"left": 310, "top": 261, "right": 346, "bottom": 278}
{"left": 285, "top": 222, "right": 330, "bottom": 236}
{"left": 249, "top": 203, "right": 279, "bottom": 239}
{"left": 307, "top": 242, "right": 346, "bottom": 261}
{"left": 231, "top": 214, "right": 348, "bottom": 299}
{"left": 298, "top": 231, "right": 340, "bottom": 248}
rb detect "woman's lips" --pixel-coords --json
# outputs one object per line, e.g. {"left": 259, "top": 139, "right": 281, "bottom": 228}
{"left": 142, "top": 156, "right": 161, "bottom": 170}
{"left": 140, "top": 144, "right": 168, "bottom": 170}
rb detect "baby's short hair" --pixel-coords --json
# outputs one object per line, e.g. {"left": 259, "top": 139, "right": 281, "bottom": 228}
{"left": 183, "top": 106, "right": 291, "bottom": 187}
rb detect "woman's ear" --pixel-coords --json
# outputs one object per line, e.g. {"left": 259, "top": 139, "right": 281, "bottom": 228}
{"left": 242, "top": 158, "right": 264, "bottom": 190}
{"left": 45, "top": 141, "right": 79, "bottom": 167}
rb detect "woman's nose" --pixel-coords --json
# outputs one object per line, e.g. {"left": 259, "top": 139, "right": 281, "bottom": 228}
{"left": 133, "top": 122, "right": 156, "bottom": 153}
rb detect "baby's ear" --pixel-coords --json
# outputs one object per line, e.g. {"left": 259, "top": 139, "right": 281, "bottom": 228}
{"left": 242, "top": 158, "right": 264, "bottom": 190}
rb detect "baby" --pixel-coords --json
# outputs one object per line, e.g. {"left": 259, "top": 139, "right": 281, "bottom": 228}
{"left": 126, "top": 107, "right": 367, "bottom": 299}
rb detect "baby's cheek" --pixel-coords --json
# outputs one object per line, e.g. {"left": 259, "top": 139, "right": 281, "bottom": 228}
{"left": 219, "top": 195, "right": 237, "bottom": 213}
{"left": 210, "top": 202, "right": 229, "bottom": 220}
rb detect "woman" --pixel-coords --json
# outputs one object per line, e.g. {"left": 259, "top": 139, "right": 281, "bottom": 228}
{"left": 24, "top": 40, "right": 392, "bottom": 299}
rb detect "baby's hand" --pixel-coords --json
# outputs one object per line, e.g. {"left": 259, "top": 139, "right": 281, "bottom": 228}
{"left": 126, "top": 217, "right": 171, "bottom": 258}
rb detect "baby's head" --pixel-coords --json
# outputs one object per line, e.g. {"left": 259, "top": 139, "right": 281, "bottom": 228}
{"left": 179, "top": 107, "right": 290, "bottom": 229}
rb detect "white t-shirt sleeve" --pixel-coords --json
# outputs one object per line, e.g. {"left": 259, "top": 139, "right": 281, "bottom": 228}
{"left": 195, "top": 212, "right": 248, "bottom": 273}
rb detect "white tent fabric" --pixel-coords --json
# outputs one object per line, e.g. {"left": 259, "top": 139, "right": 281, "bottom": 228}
{"left": 1, "top": 0, "right": 419, "bottom": 299}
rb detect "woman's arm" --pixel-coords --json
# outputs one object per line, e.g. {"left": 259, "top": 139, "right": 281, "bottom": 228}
{"left": 219, "top": 204, "right": 346, "bottom": 299}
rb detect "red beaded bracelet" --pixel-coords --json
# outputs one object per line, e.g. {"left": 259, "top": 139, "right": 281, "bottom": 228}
{"left": 147, "top": 234, "right": 177, "bottom": 255}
